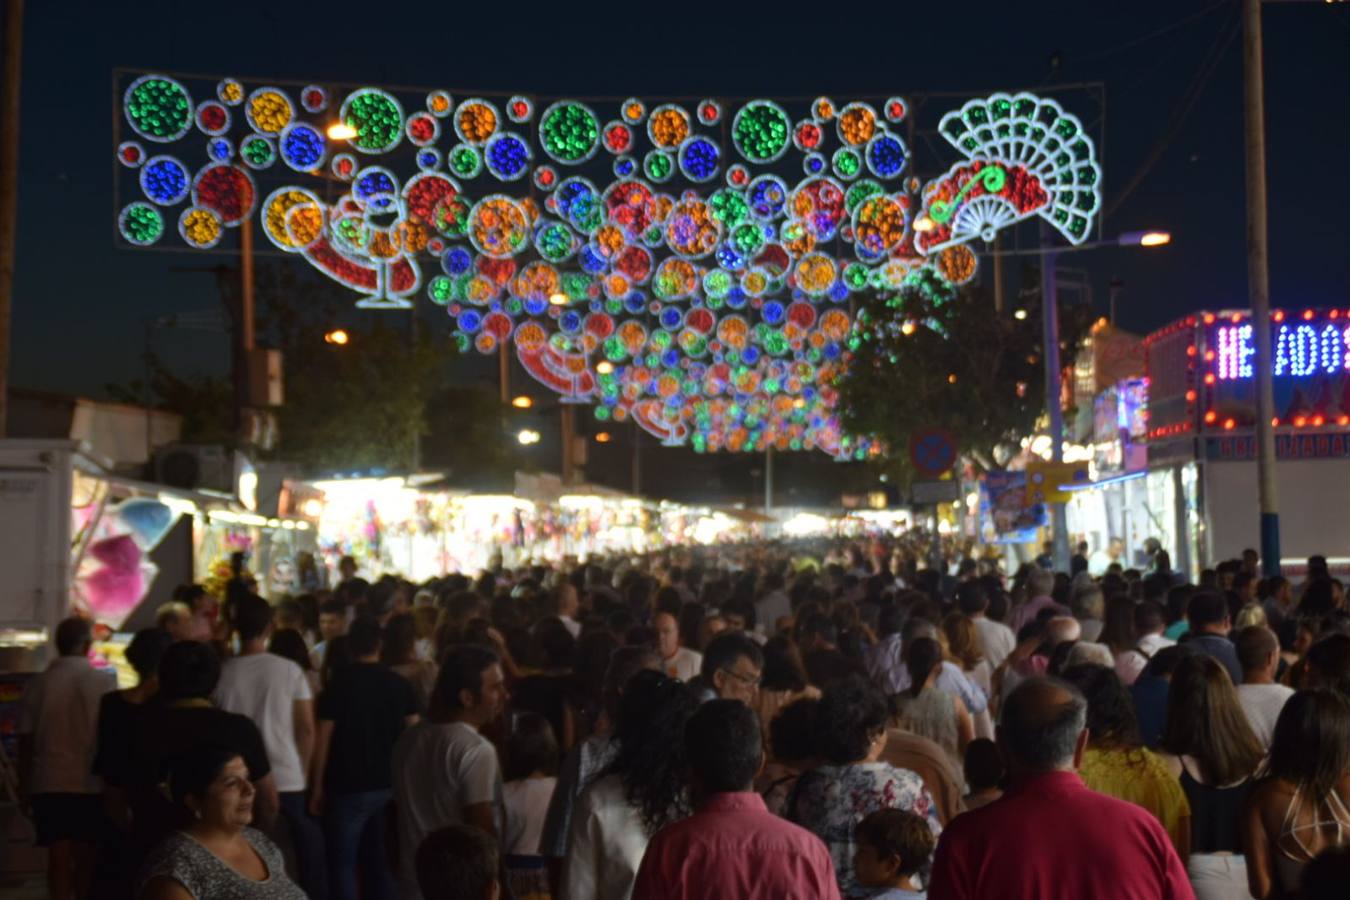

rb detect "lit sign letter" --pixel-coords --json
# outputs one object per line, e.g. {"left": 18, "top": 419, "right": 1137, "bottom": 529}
{"left": 1321, "top": 324, "right": 1343, "bottom": 374}
{"left": 1275, "top": 324, "right": 1291, "bottom": 376}
{"left": 1215, "top": 324, "right": 1255, "bottom": 380}
{"left": 1292, "top": 325, "right": 1317, "bottom": 376}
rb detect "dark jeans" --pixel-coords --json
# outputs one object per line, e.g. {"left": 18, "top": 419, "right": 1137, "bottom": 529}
{"left": 280, "top": 791, "right": 328, "bottom": 900}
{"left": 324, "top": 789, "right": 395, "bottom": 900}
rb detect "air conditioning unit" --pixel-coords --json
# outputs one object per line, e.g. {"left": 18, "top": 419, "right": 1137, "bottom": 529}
{"left": 154, "top": 444, "right": 234, "bottom": 493}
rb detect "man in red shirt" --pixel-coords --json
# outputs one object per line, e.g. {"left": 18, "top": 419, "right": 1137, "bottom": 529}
{"left": 632, "top": 700, "right": 840, "bottom": 900}
{"left": 928, "top": 677, "right": 1194, "bottom": 900}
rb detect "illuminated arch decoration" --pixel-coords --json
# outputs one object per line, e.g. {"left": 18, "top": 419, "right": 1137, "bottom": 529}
{"left": 115, "top": 77, "right": 1101, "bottom": 453}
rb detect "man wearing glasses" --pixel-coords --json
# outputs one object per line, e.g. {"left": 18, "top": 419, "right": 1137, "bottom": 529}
{"left": 690, "top": 632, "right": 765, "bottom": 706}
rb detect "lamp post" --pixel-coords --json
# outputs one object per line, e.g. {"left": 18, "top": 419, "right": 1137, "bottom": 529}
{"left": 965, "top": 227, "right": 1172, "bottom": 573}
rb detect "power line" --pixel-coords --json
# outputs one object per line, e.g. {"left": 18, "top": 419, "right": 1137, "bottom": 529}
{"left": 1075, "top": 0, "right": 1234, "bottom": 64}
{"left": 1103, "top": 7, "right": 1241, "bottom": 221}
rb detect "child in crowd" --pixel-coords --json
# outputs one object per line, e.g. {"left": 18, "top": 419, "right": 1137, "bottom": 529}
{"left": 962, "top": 737, "right": 1005, "bottom": 812}
{"left": 415, "top": 824, "right": 499, "bottom": 900}
{"left": 503, "top": 712, "right": 560, "bottom": 900}
{"left": 853, "top": 808, "right": 936, "bottom": 899}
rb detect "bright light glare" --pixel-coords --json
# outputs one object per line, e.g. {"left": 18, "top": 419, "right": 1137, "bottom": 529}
{"left": 1119, "top": 230, "right": 1172, "bottom": 247}
{"left": 511, "top": 395, "right": 534, "bottom": 409}
{"left": 913, "top": 215, "right": 935, "bottom": 233}
{"left": 326, "top": 122, "right": 358, "bottom": 140}
{"left": 549, "top": 292, "right": 569, "bottom": 306}
{"left": 595, "top": 432, "right": 612, "bottom": 443}
{"left": 324, "top": 329, "right": 349, "bottom": 345}
{"left": 1013, "top": 309, "right": 1028, "bottom": 320}
{"left": 595, "top": 361, "right": 614, "bottom": 375}
{"left": 517, "top": 429, "right": 541, "bottom": 445}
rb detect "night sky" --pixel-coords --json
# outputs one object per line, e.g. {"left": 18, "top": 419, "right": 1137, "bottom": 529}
{"left": 10, "top": 0, "right": 1350, "bottom": 406}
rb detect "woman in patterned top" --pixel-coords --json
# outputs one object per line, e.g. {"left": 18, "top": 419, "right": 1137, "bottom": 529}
{"left": 139, "top": 745, "right": 305, "bottom": 900}
{"left": 788, "top": 676, "right": 942, "bottom": 899}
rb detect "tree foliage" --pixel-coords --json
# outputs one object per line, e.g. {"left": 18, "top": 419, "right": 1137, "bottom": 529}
{"left": 109, "top": 261, "right": 510, "bottom": 477}
{"left": 838, "top": 268, "right": 1090, "bottom": 478}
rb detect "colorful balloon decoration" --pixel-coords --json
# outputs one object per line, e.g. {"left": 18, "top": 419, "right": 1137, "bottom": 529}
{"left": 117, "top": 77, "right": 1100, "bottom": 453}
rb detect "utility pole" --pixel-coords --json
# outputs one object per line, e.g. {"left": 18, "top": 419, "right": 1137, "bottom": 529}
{"left": 0, "top": 0, "right": 24, "bottom": 437}
{"left": 1243, "top": 0, "right": 1280, "bottom": 577}
{"left": 1041, "top": 221, "right": 1071, "bottom": 573}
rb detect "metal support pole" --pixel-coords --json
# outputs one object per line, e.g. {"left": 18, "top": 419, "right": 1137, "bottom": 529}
{"left": 0, "top": 0, "right": 24, "bottom": 437}
{"left": 1041, "top": 223, "right": 1071, "bottom": 573}
{"left": 764, "top": 445, "right": 774, "bottom": 517}
{"left": 992, "top": 234, "right": 1005, "bottom": 314}
{"left": 560, "top": 404, "right": 575, "bottom": 485}
{"left": 631, "top": 424, "right": 641, "bottom": 496}
{"left": 498, "top": 341, "right": 509, "bottom": 405}
{"left": 1243, "top": 0, "right": 1280, "bottom": 576}
{"left": 234, "top": 217, "right": 256, "bottom": 440}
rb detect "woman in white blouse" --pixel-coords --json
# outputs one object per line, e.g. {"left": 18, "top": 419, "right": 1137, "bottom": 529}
{"left": 561, "top": 671, "right": 697, "bottom": 900}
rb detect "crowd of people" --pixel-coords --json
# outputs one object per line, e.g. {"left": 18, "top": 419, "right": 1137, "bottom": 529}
{"left": 15, "top": 537, "right": 1350, "bottom": 899}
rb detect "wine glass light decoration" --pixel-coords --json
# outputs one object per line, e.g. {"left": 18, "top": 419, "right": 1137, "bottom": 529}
{"left": 117, "top": 77, "right": 1100, "bottom": 453}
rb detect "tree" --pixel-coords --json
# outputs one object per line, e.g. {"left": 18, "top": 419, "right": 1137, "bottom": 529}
{"left": 838, "top": 266, "right": 1091, "bottom": 479}
{"left": 105, "top": 354, "right": 233, "bottom": 445}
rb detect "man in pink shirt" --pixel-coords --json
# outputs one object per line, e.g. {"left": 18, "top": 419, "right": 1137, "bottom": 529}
{"left": 632, "top": 700, "right": 840, "bottom": 900}
{"left": 928, "top": 677, "right": 1193, "bottom": 900}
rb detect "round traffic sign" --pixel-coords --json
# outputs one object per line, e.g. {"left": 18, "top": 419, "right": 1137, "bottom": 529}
{"left": 909, "top": 428, "right": 957, "bottom": 478}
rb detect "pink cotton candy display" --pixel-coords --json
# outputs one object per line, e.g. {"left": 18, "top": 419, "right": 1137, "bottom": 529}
{"left": 81, "top": 535, "right": 147, "bottom": 621}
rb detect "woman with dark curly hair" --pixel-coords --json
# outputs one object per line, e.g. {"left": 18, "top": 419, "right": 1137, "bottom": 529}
{"left": 787, "top": 676, "right": 941, "bottom": 898}
{"left": 1061, "top": 664, "right": 1191, "bottom": 857}
{"left": 561, "top": 669, "right": 696, "bottom": 899}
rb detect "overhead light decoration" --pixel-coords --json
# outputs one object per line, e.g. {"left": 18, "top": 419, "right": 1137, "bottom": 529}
{"left": 116, "top": 79, "right": 1100, "bottom": 456}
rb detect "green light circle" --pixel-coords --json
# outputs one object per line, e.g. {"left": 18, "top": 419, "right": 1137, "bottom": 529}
{"left": 342, "top": 89, "right": 404, "bottom": 154}
{"left": 540, "top": 102, "right": 600, "bottom": 164}
{"left": 124, "top": 76, "right": 193, "bottom": 142}
{"left": 732, "top": 100, "right": 791, "bottom": 163}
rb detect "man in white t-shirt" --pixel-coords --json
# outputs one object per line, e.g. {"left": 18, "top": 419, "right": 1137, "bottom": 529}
{"left": 1115, "top": 601, "right": 1175, "bottom": 686}
{"left": 215, "top": 594, "right": 321, "bottom": 897}
{"left": 654, "top": 611, "right": 702, "bottom": 682}
{"left": 392, "top": 644, "right": 508, "bottom": 900}
{"left": 1235, "top": 625, "right": 1295, "bottom": 748}
{"left": 17, "top": 617, "right": 115, "bottom": 900}
{"left": 957, "top": 582, "right": 1016, "bottom": 671}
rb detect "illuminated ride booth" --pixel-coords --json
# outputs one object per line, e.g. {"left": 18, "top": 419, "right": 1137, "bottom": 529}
{"left": 1144, "top": 309, "right": 1350, "bottom": 572}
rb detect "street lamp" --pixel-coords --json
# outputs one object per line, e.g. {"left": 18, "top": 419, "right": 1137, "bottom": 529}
{"left": 595, "top": 431, "right": 612, "bottom": 443}
{"left": 1119, "top": 230, "right": 1172, "bottom": 247}
{"left": 326, "top": 122, "right": 357, "bottom": 140}
{"left": 324, "top": 329, "right": 349, "bottom": 345}
{"left": 511, "top": 395, "right": 533, "bottom": 409}
{"left": 1039, "top": 226, "right": 1170, "bottom": 571}
{"left": 517, "top": 429, "right": 541, "bottom": 445}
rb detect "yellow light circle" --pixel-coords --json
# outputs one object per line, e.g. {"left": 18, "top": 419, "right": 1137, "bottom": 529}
{"left": 180, "top": 208, "right": 222, "bottom": 248}
{"left": 515, "top": 322, "right": 547, "bottom": 352}
{"left": 248, "top": 90, "right": 293, "bottom": 135}
{"left": 264, "top": 189, "right": 320, "bottom": 249}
